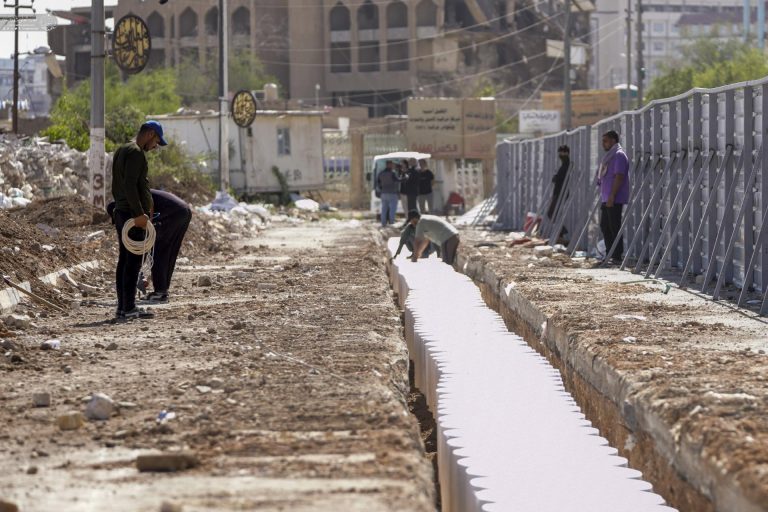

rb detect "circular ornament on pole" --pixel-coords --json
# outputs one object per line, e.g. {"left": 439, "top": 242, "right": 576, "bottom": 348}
{"left": 232, "top": 90, "right": 258, "bottom": 127}
{"left": 112, "top": 14, "right": 151, "bottom": 74}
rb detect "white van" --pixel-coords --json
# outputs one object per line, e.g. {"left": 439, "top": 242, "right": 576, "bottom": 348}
{"left": 369, "top": 151, "right": 431, "bottom": 214}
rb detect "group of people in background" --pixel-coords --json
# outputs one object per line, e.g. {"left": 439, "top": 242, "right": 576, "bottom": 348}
{"left": 376, "top": 158, "right": 434, "bottom": 227}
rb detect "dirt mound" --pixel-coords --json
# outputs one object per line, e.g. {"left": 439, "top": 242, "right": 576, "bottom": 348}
{"left": 10, "top": 195, "right": 111, "bottom": 228}
{"left": 0, "top": 210, "right": 91, "bottom": 285}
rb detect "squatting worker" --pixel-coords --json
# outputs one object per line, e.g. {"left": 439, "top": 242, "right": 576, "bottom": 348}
{"left": 392, "top": 210, "right": 436, "bottom": 260}
{"left": 110, "top": 120, "right": 168, "bottom": 320}
{"left": 409, "top": 211, "right": 460, "bottom": 265}
{"left": 596, "top": 130, "right": 630, "bottom": 264}
{"left": 107, "top": 189, "right": 192, "bottom": 304}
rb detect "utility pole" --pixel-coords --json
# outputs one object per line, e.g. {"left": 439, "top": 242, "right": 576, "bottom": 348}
{"left": 218, "top": 0, "right": 230, "bottom": 192}
{"left": 563, "top": 0, "right": 572, "bottom": 131}
{"left": 88, "top": 0, "right": 106, "bottom": 208}
{"left": 4, "top": 0, "right": 34, "bottom": 134}
{"left": 636, "top": 0, "right": 644, "bottom": 108}
{"left": 625, "top": 0, "right": 632, "bottom": 112}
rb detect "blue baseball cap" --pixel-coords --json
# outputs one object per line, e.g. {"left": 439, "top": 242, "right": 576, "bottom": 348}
{"left": 141, "top": 120, "right": 168, "bottom": 146}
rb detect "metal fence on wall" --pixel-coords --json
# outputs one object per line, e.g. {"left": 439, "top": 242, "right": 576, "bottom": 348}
{"left": 497, "top": 77, "right": 768, "bottom": 312}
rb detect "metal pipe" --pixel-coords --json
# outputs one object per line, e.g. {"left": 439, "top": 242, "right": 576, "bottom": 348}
{"left": 219, "top": 0, "right": 230, "bottom": 192}
{"left": 89, "top": 0, "right": 106, "bottom": 209}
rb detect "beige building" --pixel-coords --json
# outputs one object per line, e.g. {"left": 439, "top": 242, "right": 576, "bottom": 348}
{"left": 114, "top": 0, "right": 290, "bottom": 94}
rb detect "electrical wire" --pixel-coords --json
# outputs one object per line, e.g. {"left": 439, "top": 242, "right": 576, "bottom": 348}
{"left": 121, "top": 219, "right": 156, "bottom": 284}
{"left": 256, "top": 7, "right": 567, "bottom": 66}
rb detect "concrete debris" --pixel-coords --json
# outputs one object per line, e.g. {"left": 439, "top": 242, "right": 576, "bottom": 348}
{"left": 195, "top": 385, "right": 212, "bottom": 394}
{"left": 207, "top": 377, "right": 224, "bottom": 389}
{"left": 0, "top": 137, "right": 92, "bottom": 207}
{"left": 1, "top": 339, "right": 18, "bottom": 351}
{"left": 614, "top": 314, "right": 647, "bottom": 321}
{"left": 105, "top": 342, "right": 118, "bottom": 351}
{"left": 40, "top": 339, "right": 61, "bottom": 350}
{"left": 196, "top": 276, "right": 213, "bottom": 287}
{"left": 4, "top": 314, "right": 33, "bottom": 330}
{"left": 57, "top": 411, "right": 85, "bottom": 430}
{"left": 32, "top": 392, "right": 51, "bottom": 407}
{"left": 622, "top": 336, "right": 638, "bottom": 343}
{"left": 85, "top": 393, "right": 115, "bottom": 420}
{"left": 533, "top": 245, "right": 553, "bottom": 257}
{"left": 135, "top": 452, "right": 199, "bottom": 472}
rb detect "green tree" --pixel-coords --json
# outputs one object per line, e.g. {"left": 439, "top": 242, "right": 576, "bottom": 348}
{"left": 44, "top": 61, "right": 182, "bottom": 150}
{"left": 176, "top": 49, "right": 277, "bottom": 106}
{"left": 646, "top": 40, "right": 768, "bottom": 101}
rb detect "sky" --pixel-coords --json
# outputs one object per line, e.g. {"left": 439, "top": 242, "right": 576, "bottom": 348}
{"left": 0, "top": 0, "right": 117, "bottom": 60}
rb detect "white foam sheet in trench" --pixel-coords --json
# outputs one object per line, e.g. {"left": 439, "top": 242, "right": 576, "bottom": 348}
{"left": 387, "top": 238, "right": 676, "bottom": 512}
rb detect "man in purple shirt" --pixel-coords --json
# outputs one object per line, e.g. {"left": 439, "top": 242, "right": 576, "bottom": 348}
{"left": 597, "top": 130, "right": 630, "bottom": 263}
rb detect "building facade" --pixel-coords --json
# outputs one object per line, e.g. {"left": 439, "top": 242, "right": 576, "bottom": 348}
{"left": 0, "top": 51, "right": 57, "bottom": 118}
{"left": 590, "top": 0, "right": 746, "bottom": 91}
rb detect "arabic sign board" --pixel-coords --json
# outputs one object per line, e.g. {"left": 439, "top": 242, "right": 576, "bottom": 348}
{"left": 541, "top": 89, "right": 620, "bottom": 128}
{"left": 519, "top": 110, "right": 561, "bottom": 134}
{"left": 406, "top": 98, "right": 463, "bottom": 158}
{"left": 406, "top": 98, "right": 497, "bottom": 159}
{"left": 463, "top": 98, "right": 496, "bottom": 159}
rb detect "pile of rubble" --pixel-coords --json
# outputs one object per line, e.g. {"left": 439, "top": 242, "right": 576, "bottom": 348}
{"left": 0, "top": 136, "right": 90, "bottom": 207}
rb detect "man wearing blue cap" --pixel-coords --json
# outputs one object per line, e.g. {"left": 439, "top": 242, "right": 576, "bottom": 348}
{"left": 111, "top": 120, "right": 168, "bottom": 320}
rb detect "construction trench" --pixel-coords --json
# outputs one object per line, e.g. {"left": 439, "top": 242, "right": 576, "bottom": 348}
{"left": 1, "top": 204, "right": 768, "bottom": 511}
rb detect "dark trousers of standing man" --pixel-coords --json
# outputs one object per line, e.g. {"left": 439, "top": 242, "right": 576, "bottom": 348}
{"left": 150, "top": 189, "right": 192, "bottom": 293}
{"left": 113, "top": 209, "right": 144, "bottom": 312}
{"left": 600, "top": 203, "right": 624, "bottom": 261}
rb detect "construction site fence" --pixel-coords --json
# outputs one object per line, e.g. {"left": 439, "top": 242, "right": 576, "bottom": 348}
{"left": 496, "top": 76, "right": 768, "bottom": 311}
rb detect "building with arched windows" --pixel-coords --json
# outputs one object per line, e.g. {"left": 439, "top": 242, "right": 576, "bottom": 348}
{"left": 50, "top": 1, "right": 570, "bottom": 117}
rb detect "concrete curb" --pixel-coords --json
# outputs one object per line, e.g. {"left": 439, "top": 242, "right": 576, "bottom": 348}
{"left": 454, "top": 250, "right": 765, "bottom": 512}
{"left": 0, "top": 260, "right": 101, "bottom": 315}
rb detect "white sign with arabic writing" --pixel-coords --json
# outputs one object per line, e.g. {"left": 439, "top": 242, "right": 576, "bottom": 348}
{"left": 519, "top": 110, "right": 561, "bottom": 134}
{"left": 407, "top": 98, "right": 464, "bottom": 158}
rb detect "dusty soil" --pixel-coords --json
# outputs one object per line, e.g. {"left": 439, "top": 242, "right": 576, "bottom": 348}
{"left": 457, "top": 229, "right": 768, "bottom": 511}
{"left": 0, "top": 221, "right": 435, "bottom": 511}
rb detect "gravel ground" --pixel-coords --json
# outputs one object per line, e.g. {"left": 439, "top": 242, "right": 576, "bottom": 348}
{"left": 0, "top": 220, "right": 435, "bottom": 511}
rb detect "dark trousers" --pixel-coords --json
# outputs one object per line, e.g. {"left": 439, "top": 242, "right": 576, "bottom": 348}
{"left": 600, "top": 203, "right": 624, "bottom": 261}
{"left": 151, "top": 190, "right": 192, "bottom": 292}
{"left": 441, "top": 234, "right": 460, "bottom": 265}
{"left": 114, "top": 210, "right": 144, "bottom": 312}
{"left": 406, "top": 193, "right": 418, "bottom": 213}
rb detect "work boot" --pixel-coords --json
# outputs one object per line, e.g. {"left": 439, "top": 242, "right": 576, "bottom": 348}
{"left": 121, "top": 307, "right": 155, "bottom": 321}
{"left": 145, "top": 291, "right": 169, "bottom": 304}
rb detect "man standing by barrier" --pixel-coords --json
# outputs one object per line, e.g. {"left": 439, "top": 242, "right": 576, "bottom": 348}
{"left": 597, "top": 130, "right": 630, "bottom": 264}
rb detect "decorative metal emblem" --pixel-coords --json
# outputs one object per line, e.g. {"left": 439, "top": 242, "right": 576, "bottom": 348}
{"left": 112, "top": 14, "right": 151, "bottom": 74}
{"left": 232, "top": 90, "right": 258, "bottom": 127}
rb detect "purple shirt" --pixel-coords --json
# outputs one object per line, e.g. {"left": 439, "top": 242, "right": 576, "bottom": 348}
{"left": 600, "top": 149, "right": 630, "bottom": 204}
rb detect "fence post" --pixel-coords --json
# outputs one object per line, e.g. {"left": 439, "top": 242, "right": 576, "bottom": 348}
{"left": 350, "top": 131, "right": 365, "bottom": 209}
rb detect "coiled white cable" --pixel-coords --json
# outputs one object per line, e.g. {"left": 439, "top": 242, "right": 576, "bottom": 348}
{"left": 122, "top": 218, "right": 156, "bottom": 281}
{"left": 121, "top": 218, "right": 156, "bottom": 255}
